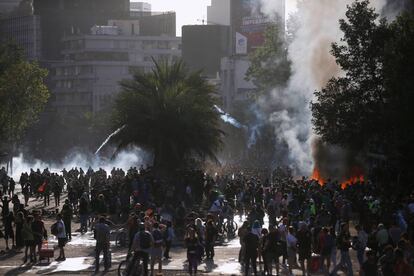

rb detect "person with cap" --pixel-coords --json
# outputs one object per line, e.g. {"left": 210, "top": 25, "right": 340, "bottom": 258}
{"left": 94, "top": 216, "right": 111, "bottom": 272}
{"left": 131, "top": 222, "right": 153, "bottom": 276}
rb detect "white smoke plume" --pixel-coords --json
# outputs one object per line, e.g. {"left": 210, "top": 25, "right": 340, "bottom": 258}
{"left": 258, "top": 0, "right": 388, "bottom": 175}
{"left": 6, "top": 146, "right": 151, "bottom": 179}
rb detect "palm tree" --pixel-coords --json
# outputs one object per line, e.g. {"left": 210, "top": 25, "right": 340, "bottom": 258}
{"left": 111, "top": 59, "right": 223, "bottom": 170}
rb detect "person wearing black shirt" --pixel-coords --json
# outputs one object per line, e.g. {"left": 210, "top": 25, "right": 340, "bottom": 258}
{"left": 264, "top": 225, "right": 282, "bottom": 276}
{"left": 361, "top": 250, "right": 378, "bottom": 276}
{"left": 205, "top": 220, "right": 218, "bottom": 259}
{"left": 297, "top": 223, "right": 312, "bottom": 276}
{"left": 185, "top": 228, "right": 200, "bottom": 276}
{"left": 244, "top": 230, "right": 259, "bottom": 276}
{"left": 330, "top": 223, "right": 353, "bottom": 276}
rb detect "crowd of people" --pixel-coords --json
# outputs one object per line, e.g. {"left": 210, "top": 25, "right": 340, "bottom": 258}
{"left": 0, "top": 165, "right": 414, "bottom": 276}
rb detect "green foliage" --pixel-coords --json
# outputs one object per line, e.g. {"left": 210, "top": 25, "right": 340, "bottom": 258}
{"left": 0, "top": 43, "right": 49, "bottom": 147}
{"left": 112, "top": 59, "right": 223, "bottom": 170}
{"left": 246, "top": 22, "right": 291, "bottom": 91}
{"left": 311, "top": 0, "right": 414, "bottom": 175}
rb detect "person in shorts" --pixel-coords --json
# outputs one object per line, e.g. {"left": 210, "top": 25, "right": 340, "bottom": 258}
{"left": 55, "top": 214, "right": 67, "bottom": 261}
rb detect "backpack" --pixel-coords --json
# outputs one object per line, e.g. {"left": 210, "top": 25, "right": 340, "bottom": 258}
{"left": 152, "top": 229, "right": 163, "bottom": 247}
{"left": 51, "top": 222, "right": 59, "bottom": 236}
{"left": 139, "top": 231, "right": 151, "bottom": 249}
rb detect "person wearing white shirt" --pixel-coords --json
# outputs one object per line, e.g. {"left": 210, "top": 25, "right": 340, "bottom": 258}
{"left": 55, "top": 214, "right": 67, "bottom": 261}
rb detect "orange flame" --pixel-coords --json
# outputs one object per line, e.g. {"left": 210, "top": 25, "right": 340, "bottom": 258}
{"left": 340, "top": 175, "right": 364, "bottom": 189}
{"left": 311, "top": 168, "right": 325, "bottom": 186}
{"left": 311, "top": 166, "right": 364, "bottom": 189}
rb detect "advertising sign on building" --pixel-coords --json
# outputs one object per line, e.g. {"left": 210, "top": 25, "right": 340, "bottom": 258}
{"left": 233, "top": 0, "right": 271, "bottom": 54}
{"left": 235, "top": 32, "right": 247, "bottom": 54}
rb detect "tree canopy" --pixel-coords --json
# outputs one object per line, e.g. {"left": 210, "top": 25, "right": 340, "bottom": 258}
{"left": 0, "top": 43, "right": 49, "bottom": 150}
{"left": 311, "top": 0, "right": 414, "bottom": 178}
{"left": 111, "top": 59, "right": 223, "bottom": 170}
{"left": 245, "top": 21, "right": 291, "bottom": 92}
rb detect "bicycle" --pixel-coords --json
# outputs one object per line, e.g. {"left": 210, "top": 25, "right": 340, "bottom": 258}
{"left": 118, "top": 252, "right": 144, "bottom": 276}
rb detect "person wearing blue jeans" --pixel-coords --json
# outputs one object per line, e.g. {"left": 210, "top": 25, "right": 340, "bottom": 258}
{"left": 331, "top": 250, "right": 354, "bottom": 276}
{"left": 355, "top": 224, "right": 368, "bottom": 268}
{"left": 330, "top": 223, "right": 353, "bottom": 276}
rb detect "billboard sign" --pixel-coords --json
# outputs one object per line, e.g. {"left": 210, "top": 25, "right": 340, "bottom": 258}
{"left": 233, "top": 0, "right": 271, "bottom": 54}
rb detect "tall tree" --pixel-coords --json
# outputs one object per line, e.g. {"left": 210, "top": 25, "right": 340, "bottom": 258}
{"left": 0, "top": 43, "right": 49, "bottom": 154}
{"left": 111, "top": 59, "right": 223, "bottom": 170}
{"left": 312, "top": 0, "right": 391, "bottom": 151}
{"left": 311, "top": 0, "right": 414, "bottom": 181}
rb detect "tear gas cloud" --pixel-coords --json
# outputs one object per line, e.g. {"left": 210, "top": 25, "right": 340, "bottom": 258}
{"left": 255, "top": 0, "right": 390, "bottom": 175}
{"left": 8, "top": 146, "right": 151, "bottom": 179}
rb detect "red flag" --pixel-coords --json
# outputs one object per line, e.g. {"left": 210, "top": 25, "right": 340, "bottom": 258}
{"left": 37, "top": 181, "right": 47, "bottom": 193}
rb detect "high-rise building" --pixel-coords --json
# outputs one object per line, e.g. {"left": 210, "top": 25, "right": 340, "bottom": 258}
{"left": 0, "top": 14, "right": 42, "bottom": 61}
{"left": 0, "top": 0, "right": 22, "bottom": 18}
{"left": 182, "top": 25, "right": 230, "bottom": 78}
{"left": 50, "top": 22, "right": 181, "bottom": 114}
{"left": 138, "top": 12, "right": 176, "bottom": 37}
{"left": 130, "top": 2, "right": 151, "bottom": 12}
{"left": 207, "top": 0, "right": 231, "bottom": 26}
{"left": 33, "top": 0, "right": 130, "bottom": 60}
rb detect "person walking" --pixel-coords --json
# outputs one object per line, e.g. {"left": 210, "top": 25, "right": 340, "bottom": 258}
{"left": 3, "top": 211, "right": 15, "bottom": 250}
{"left": 94, "top": 217, "right": 111, "bottom": 272}
{"left": 163, "top": 221, "right": 175, "bottom": 259}
{"left": 32, "top": 212, "right": 47, "bottom": 257}
{"left": 185, "top": 228, "right": 201, "bottom": 276}
{"left": 79, "top": 196, "right": 89, "bottom": 233}
{"left": 355, "top": 224, "right": 368, "bottom": 268}
{"left": 205, "top": 219, "right": 218, "bottom": 259}
{"left": 22, "top": 215, "right": 35, "bottom": 263}
{"left": 61, "top": 199, "right": 73, "bottom": 240}
{"left": 297, "top": 223, "right": 312, "bottom": 276}
{"left": 151, "top": 222, "right": 164, "bottom": 275}
{"left": 53, "top": 214, "right": 67, "bottom": 261}
{"left": 244, "top": 226, "right": 259, "bottom": 276}
{"left": 132, "top": 222, "right": 153, "bottom": 276}
{"left": 330, "top": 223, "right": 353, "bottom": 276}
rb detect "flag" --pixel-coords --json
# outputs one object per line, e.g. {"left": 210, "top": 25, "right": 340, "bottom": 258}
{"left": 37, "top": 181, "right": 47, "bottom": 193}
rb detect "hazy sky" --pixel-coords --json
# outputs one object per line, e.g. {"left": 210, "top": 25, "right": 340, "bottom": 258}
{"left": 137, "top": 0, "right": 297, "bottom": 36}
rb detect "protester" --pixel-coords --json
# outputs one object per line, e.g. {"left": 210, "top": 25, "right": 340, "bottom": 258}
{"left": 132, "top": 222, "right": 153, "bottom": 276}
{"left": 3, "top": 211, "right": 15, "bottom": 250}
{"left": 205, "top": 219, "right": 218, "bottom": 259}
{"left": 151, "top": 222, "right": 164, "bottom": 275}
{"left": 94, "top": 217, "right": 111, "bottom": 272}
{"left": 185, "top": 228, "right": 200, "bottom": 276}
{"left": 32, "top": 212, "right": 46, "bottom": 257}
{"left": 244, "top": 225, "right": 259, "bottom": 276}
{"left": 61, "top": 199, "right": 73, "bottom": 240}
{"left": 22, "top": 215, "right": 35, "bottom": 263}
{"left": 330, "top": 223, "right": 353, "bottom": 276}
{"left": 53, "top": 214, "right": 67, "bottom": 261}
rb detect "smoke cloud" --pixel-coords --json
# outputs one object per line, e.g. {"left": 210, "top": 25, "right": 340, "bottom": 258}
{"left": 7, "top": 146, "right": 151, "bottom": 179}
{"left": 257, "top": 0, "right": 388, "bottom": 175}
